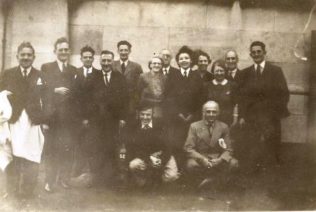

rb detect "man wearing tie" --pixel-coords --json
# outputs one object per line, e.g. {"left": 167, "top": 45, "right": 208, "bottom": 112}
{"left": 0, "top": 42, "right": 47, "bottom": 199}
{"left": 72, "top": 46, "right": 100, "bottom": 181}
{"left": 160, "top": 49, "right": 178, "bottom": 77}
{"left": 41, "top": 37, "right": 78, "bottom": 192}
{"left": 93, "top": 50, "right": 128, "bottom": 185}
{"left": 113, "top": 40, "right": 143, "bottom": 121}
{"left": 239, "top": 41, "right": 290, "bottom": 171}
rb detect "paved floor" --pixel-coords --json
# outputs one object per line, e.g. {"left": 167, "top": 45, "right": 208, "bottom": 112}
{"left": 0, "top": 144, "right": 315, "bottom": 211}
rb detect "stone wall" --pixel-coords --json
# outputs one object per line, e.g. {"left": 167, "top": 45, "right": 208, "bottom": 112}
{"left": 2, "top": 0, "right": 316, "bottom": 143}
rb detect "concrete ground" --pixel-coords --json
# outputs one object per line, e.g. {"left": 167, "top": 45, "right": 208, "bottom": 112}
{"left": 0, "top": 143, "right": 315, "bottom": 211}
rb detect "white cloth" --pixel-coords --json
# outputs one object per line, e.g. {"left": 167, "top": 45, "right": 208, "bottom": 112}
{"left": 0, "top": 91, "right": 13, "bottom": 171}
{"left": 9, "top": 110, "right": 44, "bottom": 163}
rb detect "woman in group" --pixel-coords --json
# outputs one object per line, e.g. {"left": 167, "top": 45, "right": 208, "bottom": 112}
{"left": 137, "top": 55, "right": 166, "bottom": 118}
{"left": 206, "top": 59, "right": 237, "bottom": 126}
{"left": 164, "top": 46, "right": 203, "bottom": 170}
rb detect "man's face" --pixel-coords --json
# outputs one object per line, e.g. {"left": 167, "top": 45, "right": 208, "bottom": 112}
{"left": 55, "top": 42, "right": 70, "bottom": 62}
{"left": 118, "top": 44, "right": 130, "bottom": 61}
{"left": 225, "top": 51, "right": 238, "bottom": 71}
{"left": 139, "top": 108, "right": 153, "bottom": 124}
{"left": 197, "top": 55, "right": 209, "bottom": 72}
{"left": 178, "top": 53, "right": 191, "bottom": 69}
{"left": 100, "top": 54, "right": 113, "bottom": 72}
{"left": 81, "top": 51, "right": 94, "bottom": 68}
{"left": 17, "top": 47, "right": 35, "bottom": 69}
{"left": 203, "top": 104, "right": 219, "bottom": 123}
{"left": 150, "top": 58, "right": 162, "bottom": 73}
{"left": 250, "top": 45, "right": 266, "bottom": 64}
{"left": 160, "top": 50, "right": 172, "bottom": 67}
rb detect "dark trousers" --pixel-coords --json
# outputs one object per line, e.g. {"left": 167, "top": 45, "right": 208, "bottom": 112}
{"left": 6, "top": 156, "right": 39, "bottom": 198}
{"left": 243, "top": 116, "right": 282, "bottom": 171}
{"left": 44, "top": 123, "right": 76, "bottom": 185}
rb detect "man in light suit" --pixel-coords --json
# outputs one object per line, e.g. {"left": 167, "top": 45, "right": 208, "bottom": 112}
{"left": 160, "top": 49, "right": 178, "bottom": 77}
{"left": 0, "top": 42, "right": 47, "bottom": 199}
{"left": 184, "top": 101, "right": 238, "bottom": 188}
{"left": 41, "top": 37, "right": 78, "bottom": 192}
{"left": 113, "top": 40, "right": 143, "bottom": 121}
{"left": 239, "top": 41, "right": 290, "bottom": 171}
{"left": 72, "top": 46, "right": 100, "bottom": 181}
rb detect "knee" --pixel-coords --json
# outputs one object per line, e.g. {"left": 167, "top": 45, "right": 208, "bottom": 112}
{"left": 186, "top": 159, "right": 201, "bottom": 173}
{"left": 162, "top": 156, "right": 179, "bottom": 183}
{"left": 129, "top": 158, "right": 146, "bottom": 172}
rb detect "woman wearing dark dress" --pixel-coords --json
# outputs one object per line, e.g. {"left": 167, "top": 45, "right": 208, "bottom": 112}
{"left": 206, "top": 60, "right": 236, "bottom": 125}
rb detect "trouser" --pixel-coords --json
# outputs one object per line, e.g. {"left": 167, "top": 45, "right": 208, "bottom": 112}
{"left": 6, "top": 156, "right": 39, "bottom": 198}
{"left": 243, "top": 117, "right": 282, "bottom": 171}
{"left": 44, "top": 124, "right": 76, "bottom": 185}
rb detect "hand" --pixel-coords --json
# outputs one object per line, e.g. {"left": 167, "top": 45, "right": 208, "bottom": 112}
{"left": 119, "top": 120, "right": 126, "bottom": 129}
{"left": 54, "top": 87, "right": 70, "bottom": 95}
{"left": 185, "top": 114, "right": 193, "bottom": 123}
{"left": 178, "top": 113, "right": 186, "bottom": 122}
{"left": 82, "top": 119, "right": 89, "bottom": 128}
{"left": 210, "top": 158, "right": 223, "bottom": 167}
{"left": 150, "top": 156, "right": 162, "bottom": 168}
{"left": 137, "top": 159, "right": 147, "bottom": 170}
{"left": 42, "top": 124, "right": 49, "bottom": 133}
{"left": 239, "top": 118, "right": 245, "bottom": 126}
{"left": 201, "top": 157, "right": 212, "bottom": 168}
{"left": 2, "top": 90, "right": 13, "bottom": 96}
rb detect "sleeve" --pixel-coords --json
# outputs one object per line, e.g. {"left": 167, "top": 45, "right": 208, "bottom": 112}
{"left": 183, "top": 124, "right": 207, "bottom": 162}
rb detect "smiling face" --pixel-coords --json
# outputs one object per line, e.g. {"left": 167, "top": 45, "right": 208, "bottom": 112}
{"left": 160, "top": 49, "right": 172, "bottom": 67}
{"left": 17, "top": 47, "right": 35, "bottom": 69}
{"left": 55, "top": 42, "right": 70, "bottom": 62}
{"left": 197, "top": 55, "right": 209, "bottom": 72}
{"left": 118, "top": 44, "right": 130, "bottom": 61}
{"left": 139, "top": 108, "right": 153, "bottom": 124}
{"left": 225, "top": 51, "right": 238, "bottom": 71}
{"left": 250, "top": 45, "right": 266, "bottom": 64}
{"left": 100, "top": 53, "right": 113, "bottom": 72}
{"left": 178, "top": 53, "right": 191, "bottom": 69}
{"left": 150, "top": 57, "right": 163, "bottom": 73}
{"left": 81, "top": 51, "right": 94, "bottom": 68}
{"left": 214, "top": 64, "right": 226, "bottom": 82}
{"left": 203, "top": 102, "right": 219, "bottom": 123}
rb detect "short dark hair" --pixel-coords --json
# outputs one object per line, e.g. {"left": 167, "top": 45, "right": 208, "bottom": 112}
{"left": 117, "top": 40, "right": 132, "bottom": 49}
{"left": 137, "top": 100, "right": 154, "bottom": 112}
{"left": 211, "top": 59, "right": 227, "bottom": 74}
{"left": 196, "top": 50, "right": 211, "bottom": 64}
{"left": 250, "top": 41, "right": 266, "bottom": 51}
{"left": 17, "top": 41, "right": 35, "bottom": 54}
{"left": 54, "top": 37, "right": 69, "bottom": 51}
{"left": 80, "top": 45, "right": 95, "bottom": 56}
{"left": 175, "top": 45, "right": 193, "bottom": 63}
{"left": 100, "top": 50, "right": 114, "bottom": 59}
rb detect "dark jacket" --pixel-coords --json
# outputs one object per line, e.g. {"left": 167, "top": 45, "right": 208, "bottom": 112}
{"left": 0, "top": 66, "right": 46, "bottom": 124}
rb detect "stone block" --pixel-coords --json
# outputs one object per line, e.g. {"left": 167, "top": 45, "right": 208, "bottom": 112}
{"left": 206, "top": 4, "right": 230, "bottom": 30}
{"left": 241, "top": 8, "right": 276, "bottom": 32}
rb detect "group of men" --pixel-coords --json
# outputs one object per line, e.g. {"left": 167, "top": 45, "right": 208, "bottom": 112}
{"left": 0, "top": 37, "right": 289, "bottom": 200}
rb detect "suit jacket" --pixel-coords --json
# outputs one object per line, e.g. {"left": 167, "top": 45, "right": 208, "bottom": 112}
{"left": 164, "top": 69, "right": 204, "bottom": 121}
{"left": 239, "top": 62, "right": 290, "bottom": 121}
{"left": 163, "top": 66, "right": 179, "bottom": 78}
{"left": 199, "top": 70, "right": 213, "bottom": 84}
{"left": 41, "top": 61, "right": 78, "bottom": 124}
{"left": 125, "top": 118, "right": 171, "bottom": 166}
{"left": 0, "top": 66, "right": 46, "bottom": 124}
{"left": 184, "top": 120, "right": 233, "bottom": 162}
{"left": 94, "top": 70, "right": 128, "bottom": 123}
{"left": 74, "top": 67, "right": 100, "bottom": 122}
{"left": 113, "top": 60, "right": 143, "bottom": 114}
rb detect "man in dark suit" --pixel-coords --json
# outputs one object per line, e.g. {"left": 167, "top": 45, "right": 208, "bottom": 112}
{"left": 239, "top": 41, "right": 290, "bottom": 171}
{"left": 164, "top": 46, "right": 204, "bottom": 171}
{"left": 93, "top": 50, "right": 128, "bottom": 185}
{"left": 41, "top": 37, "right": 78, "bottom": 192}
{"left": 196, "top": 50, "right": 213, "bottom": 84}
{"left": 72, "top": 46, "right": 100, "bottom": 181}
{"left": 126, "top": 104, "right": 179, "bottom": 187}
{"left": 113, "top": 40, "right": 143, "bottom": 121}
{"left": 0, "top": 42, "right": 47, "bottom": 199}
{"left": 160, "top": 49, "right": 178, "bottom": 76}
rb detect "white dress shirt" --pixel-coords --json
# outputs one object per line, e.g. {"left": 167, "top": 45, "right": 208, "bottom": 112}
{"left": 20, "top": 66, "right": 32, "bottom": 77}
{"left": 254, "top": 61, "right": 265, "bottom": 74}
{"left": 180, "top": 68, "right": 190, "bottom": 77}
{"left": 141, "top": 120, "right": 153, "bottom": 129}
{"left": 57, "top": 60, "right": 67, "bottom": 72}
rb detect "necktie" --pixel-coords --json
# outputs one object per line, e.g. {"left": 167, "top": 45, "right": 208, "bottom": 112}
{"left": 62, "top": 63, "right": 67, "bottom": 72}
{"left": 143, "top": 124, "right": 150, "bottom": 130}
{"left": 163, "top": 68, "right": 167, "bottom": 75}
{"left": 104, "top": 72, "right": 109, "bottom": 85}
{"left": 183, "top": 70, "right": 187, "bottom": 78}
{"left": 22, "top": 69, "right": 27, "bottom": 78}
{"left": 207, "top": 122, "right": 214, "bottom": 137}
{"left": 255, "top": 65, "right": 261, "bottom": 79}
{"left": 121, "top": 63, "right": 126, "bottom": 74}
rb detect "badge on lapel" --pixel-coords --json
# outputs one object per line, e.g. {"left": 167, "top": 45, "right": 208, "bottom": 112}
{"left": 218, "top": 138, "right": 227, "bottom": 149}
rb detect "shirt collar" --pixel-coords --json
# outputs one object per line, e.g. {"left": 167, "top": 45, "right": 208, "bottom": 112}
{"left": 141, "top": 120, "right": 153, "bottom": 129}
{"left": 212, "top": 79, "right": 228, "bottom": 85}
{"left": 20, "top": 66, "right": 32, "bottom": 76}
{"left": 180, "top": 68, "right": 190, "bottom": 76}
{"left": 120, "top": 60, "right": 128, "bottom": 66}
{"left": 102, "top": 70, "right": 112, "bottom": 76}
{"left": 204, "top": 119, "right": 216, "bottom": 127}
{"left": 57, "top": 59, "right": 67, "bottom": 72}
{"left": 254, "top": 61, "right": 265, "bottom": 71}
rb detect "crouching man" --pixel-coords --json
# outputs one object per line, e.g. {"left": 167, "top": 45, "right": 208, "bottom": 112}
{"left": 126, "top": 104, "right": 179, "bottom": 188}
{"left": 183, "top": 101, "right": 238, "bottom": 189}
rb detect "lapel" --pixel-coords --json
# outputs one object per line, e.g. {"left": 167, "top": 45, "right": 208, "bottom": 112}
{"left": 198, "top": 120, "right": 221, "bottom": 147}
{"left": 53, "top": 61, "right": 62, "bottom": 73}
{"left": 210, "top": 120, "right": 222, "bottom": 147}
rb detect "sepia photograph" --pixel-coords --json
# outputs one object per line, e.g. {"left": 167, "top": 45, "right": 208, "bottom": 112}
{"left": 0, "top": 0, "right": 316, "bottom": 211}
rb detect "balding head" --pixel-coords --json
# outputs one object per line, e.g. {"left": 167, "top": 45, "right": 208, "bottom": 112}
{"left": 160, "top": 49, "right": 172, "bottom": 67}
{"left": 202, "top": 101, "right": 220, "bottom": 123}
{"left": 225, "top": 50, "right": 238, "bottom": 71}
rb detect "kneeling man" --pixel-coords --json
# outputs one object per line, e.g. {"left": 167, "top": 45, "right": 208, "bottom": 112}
{"left": 126, "top": 104, "right": 179, "bottom": 187}
{"left": 184, "top": 101, "right": 238, "bottom": 188}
